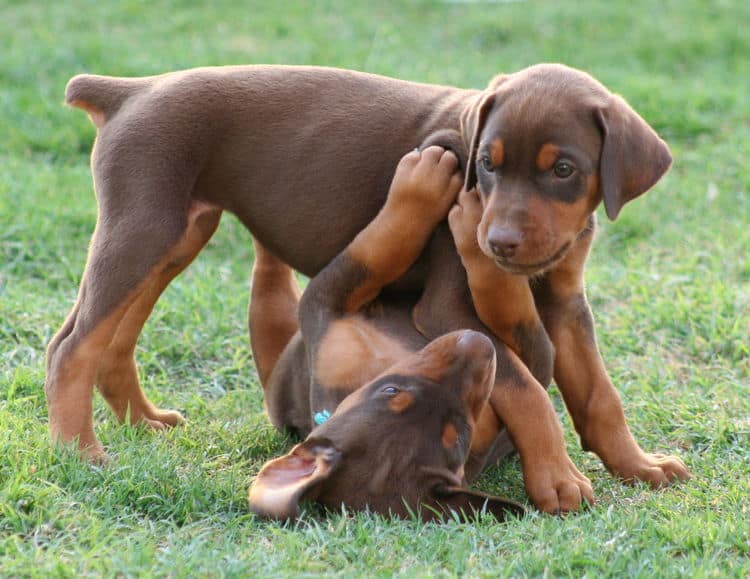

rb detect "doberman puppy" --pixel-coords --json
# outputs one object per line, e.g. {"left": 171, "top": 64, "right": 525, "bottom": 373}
{"left": 49, "top": 63, "right": 689, "bottom": 513}
{"left": 247, "top": 147, "right": 525, "bottom": 520}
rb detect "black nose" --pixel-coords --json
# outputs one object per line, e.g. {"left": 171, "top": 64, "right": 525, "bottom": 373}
{"left": 487, "top": 227, "right": 522, "bottom": 259}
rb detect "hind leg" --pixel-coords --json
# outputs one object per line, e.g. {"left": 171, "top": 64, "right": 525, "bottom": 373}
{"left": 96, "top": 202, "right": 222, "bottom": 428}
{"left": 46, "top": 200, "right": 221, "bottom": 459}
{"left": 248, "top": 239, "right": 301, "bottom": 387}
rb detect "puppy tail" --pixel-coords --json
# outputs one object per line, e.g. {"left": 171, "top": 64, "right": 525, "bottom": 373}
{"left": 65, "top": 74, "right": 151, "bottom": 128}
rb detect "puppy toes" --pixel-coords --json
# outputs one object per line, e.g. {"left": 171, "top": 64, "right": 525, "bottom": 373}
{"left": 154, "top": 409, "right": 186, "bottom": 427}
{"left": 82, "top": 443, "right": 108, "bottom": 465}
{"left": 526, "top": 464, "right": 595, "bottom": 514}
{"left": 141, "top": 409, "right": 186, "bottom": 431}
{"left": 617, "top": 452, "right": 692, "bottom": 488}
{"left": 389, "top": 146, "right": 462, "bottom": 219}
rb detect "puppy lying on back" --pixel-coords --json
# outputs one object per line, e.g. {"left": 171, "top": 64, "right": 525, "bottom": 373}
{"left": 247, "top": 147, "right": 524, "bottom": 521}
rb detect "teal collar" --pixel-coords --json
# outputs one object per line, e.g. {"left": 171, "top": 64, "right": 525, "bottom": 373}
{"left": 313, "top": 409, "right": 331, "bottom": 425}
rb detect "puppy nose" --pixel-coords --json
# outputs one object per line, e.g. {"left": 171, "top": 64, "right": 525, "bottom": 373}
{"left": 456, "top": 330, "right": 495, "bottom": 364}
{"left": 455, "top": 330, "right": 496, "bottom": 404}
{"left": 487, "top": 226, "right": 522, "bottom": 259}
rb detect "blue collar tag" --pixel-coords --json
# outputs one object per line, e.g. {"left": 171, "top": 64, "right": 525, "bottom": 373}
{"left": 313, "top": 409, "right": 331, "bottom": 425}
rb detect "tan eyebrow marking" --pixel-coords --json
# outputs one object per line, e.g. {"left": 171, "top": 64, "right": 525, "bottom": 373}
{"left": 388, "top": 391, "right": 414, "bottom": 413}
{"left": 536, "top": 143, "right": 559, "bottom": 171}
{"left": 489, "top": 137, "right": 505, "bottom": 167}
{"left": 441, "top": 422, "right": 458, "bottom": 448}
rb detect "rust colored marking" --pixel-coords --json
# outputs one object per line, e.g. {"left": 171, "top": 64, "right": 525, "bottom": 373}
{"left": 441, "top": 422, "right": 458, "bottom": 448}
{"left": 388, "top": 391, "right": 414, "bottom": 413}
{"left": 460, "top": 261, "right": 540, "bottom": 349}
{"left": 249, "top": 239, "right": 301, "bottom": 387}
{"left": 526, "top": 192, "right": 592, "bottom": 246}
{"left": 489, "top": 138, "right": 505, "bottom": 167}
{"left": 69, "top": 99, "right": 105, "bottom": 128}
{"left": 315, "top": 318, "right": 410, "bottom": 391}
{"left": 470, "top": 404, "right": 502, "bottom": 454}
{"left": 536, "top": 143, "right": 559, "bottom": 171}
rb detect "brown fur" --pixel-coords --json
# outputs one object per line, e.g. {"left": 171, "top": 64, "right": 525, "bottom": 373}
{"left": 50, "top": 63, "right": 689, "bottom": 512}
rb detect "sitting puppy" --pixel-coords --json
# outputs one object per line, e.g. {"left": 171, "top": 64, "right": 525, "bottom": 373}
{"left": 248, "top": 147, "right": 524, "bottom": 520}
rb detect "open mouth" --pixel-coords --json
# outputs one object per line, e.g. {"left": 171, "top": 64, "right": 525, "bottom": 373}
{"left": 492, "top": 241, "right": 572, "bottom": 275}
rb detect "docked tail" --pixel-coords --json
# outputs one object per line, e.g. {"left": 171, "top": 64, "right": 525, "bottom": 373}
{"left": 65, "top": 74, "right": 152, "bottom": 127}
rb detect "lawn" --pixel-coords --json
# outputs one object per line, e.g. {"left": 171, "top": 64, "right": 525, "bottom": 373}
{"left": 0, "top": 0, "right": 748, "bottom": 576}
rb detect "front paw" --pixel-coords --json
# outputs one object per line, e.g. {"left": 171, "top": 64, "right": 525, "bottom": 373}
{"left": 523, "top": 456, "right": 595, "bottom": 513}
{"left": 448, "top": 187, "right": 484, "bottom": 258}
{"left": 613, "top": 452, "right": 691, "bottom": 487}
{"left": 388, "top": 146, "right": 463, "bottom": 222}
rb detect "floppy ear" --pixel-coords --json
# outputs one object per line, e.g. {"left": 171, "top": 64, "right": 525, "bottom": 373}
{"left": 248, "top": 437, "right": 342, "bottom": 520}
{"left": 459, "top": 74, "right": 507, "bottom": 191}
{"left": 596, "top": 95, "right": 672, "bottom": 220}
{"left": 432, "top": 484, "right": 526, "bottom": 521}
{"left": 460, "top": 91, "right": 497, "bottom": 191}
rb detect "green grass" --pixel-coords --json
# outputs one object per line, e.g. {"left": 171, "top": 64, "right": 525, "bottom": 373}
{"left": 1, "top": 0, "right": 748, "bottom": 576}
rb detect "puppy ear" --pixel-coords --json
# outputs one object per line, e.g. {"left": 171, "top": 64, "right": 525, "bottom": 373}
{"left": 248, "top": 437, "right": 341, "bottom": 520}
{"left": 432, "top": 484, "right": 526, "bottom": 521}
{"left": 460, "top": 91, "right": 496, "bottom": 191}
{"left": 596, "top": 95, "right": 672, "bottom": 220}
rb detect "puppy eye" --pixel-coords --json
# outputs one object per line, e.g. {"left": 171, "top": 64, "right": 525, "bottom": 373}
{"left": 479, "top": 156, "right": 494, "bottom": 173}
{"left": 553, "top": 161, "right": 575, "bottom": 178}
{"left": 381, "top": 385, "right": 400, "bottom": 395}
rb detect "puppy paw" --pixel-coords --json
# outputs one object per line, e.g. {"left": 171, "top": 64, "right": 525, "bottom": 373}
{"left": 614, "top": 452, "right": 691, "bottom": 488}
{"left": 448, "top": 187, "right": 483, "bottom": 258}
{"left": 524, "top": 457, "right": 595, "bottom": 514}
{"left": 80, "top": 442, "right": 108, "bottom": 464}
{"left": 140, "top": 408, "right": 186, "bottom": 430}
{"left": 120, "top": 403, "right": 186, "bottom": 430}
{"left": 388, "top": 146, "right": 463, "bottom": 223}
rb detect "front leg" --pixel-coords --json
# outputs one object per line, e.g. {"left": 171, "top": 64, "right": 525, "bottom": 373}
{"left": 535, "top": 219, "right": 691, "bottom": 486}
{"left": 411, "top": 245, "right": 593, "bottom": 512}
{"left": 447, "top": 188, "right": 592, "bottom": 512}
{"left": 488, "top": 342, "right": 594, "bottom": 513}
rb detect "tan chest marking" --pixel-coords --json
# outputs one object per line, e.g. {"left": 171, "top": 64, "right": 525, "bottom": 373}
{"left": 314, "top": 317, "right": 411, "bottom": 392}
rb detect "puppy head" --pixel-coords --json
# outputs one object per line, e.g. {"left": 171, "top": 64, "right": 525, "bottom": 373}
{"left": 461, "top": 63, "right": 672, "bottom": 275}
{"left": 248, "top": 330, "right": 524, "bottom": 521}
